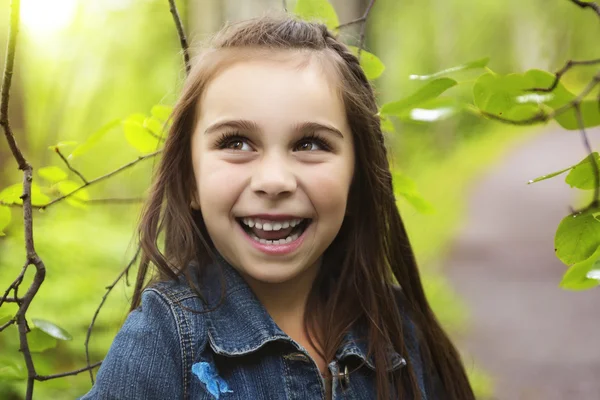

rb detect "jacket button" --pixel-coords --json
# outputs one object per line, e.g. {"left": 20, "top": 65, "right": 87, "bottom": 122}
{"left": 283, "top": 352, "right": 310, "bottom": 362}
{"left": 339, "top": 364, "right": 350, "bottom": 390}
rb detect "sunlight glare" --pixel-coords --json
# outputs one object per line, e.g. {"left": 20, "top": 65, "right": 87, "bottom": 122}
{"left": 21, "top": 0, "right": 79, "bottom": 35}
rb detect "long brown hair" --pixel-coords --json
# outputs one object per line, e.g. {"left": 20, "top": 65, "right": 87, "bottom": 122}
{"left": 132, "top": 14, "right": 475, "bottom": 400}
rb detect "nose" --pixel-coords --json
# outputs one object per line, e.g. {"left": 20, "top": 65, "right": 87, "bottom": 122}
{"left": 250, "top": 152, "right": 297, "bottom": 199}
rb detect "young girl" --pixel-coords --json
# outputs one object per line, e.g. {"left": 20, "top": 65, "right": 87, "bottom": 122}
{"left": 81, "top": 15, "right": 475, "bottom": 400}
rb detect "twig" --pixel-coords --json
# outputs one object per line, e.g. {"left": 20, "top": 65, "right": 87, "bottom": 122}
{"left": 55, "top": 148, "right": 88, "bottom": 184}
{"left": 570, "top": 0, "right": 600, "bottom": 18}
{"left": 0, "top": 0, "right": 26, "bottom": 170}
{"left": 357, "top": 0, "right": 376, "bottom": 58}
{"left": 85, "top": 247, "right": 141, "bottom": 384}
{"left": 575, "top": 103, "right": 600, "bottom": 209}
{"left": 1, "top": 2, "right": 47, "bottom": 398}
{"left": 529, "top": 58, "right": 600, "bottom": 92}
{"left": 481, "top": 71, "right": 600, "bottom": 125}
{"left": 38, "top": 150, "right": 161, "bottom": 210}
{"left": 167, "top": 0, "right": 190, "bottom": 74}
{"left": 36, "top": 361, "right": 102, "bottom": 381}
{"left": 0, "top": 263, "right": 26, "bottom": 308}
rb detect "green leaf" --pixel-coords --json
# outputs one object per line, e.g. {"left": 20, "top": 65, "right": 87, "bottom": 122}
{"left": 347, "top": 46, "right": 385, "bottom": 80}
{"left": 0, "top": 206, "right": 10, "bottom": 236}
{"left": 474, "top": 69, "right": 600, "bottom": 128}
{"left": 28, "top": 328, "right": 58, "bottom": 353}
{"left": 473, "top": 73, "right": 541, "bottom": 119}
{"left": 380, "top": 78, "right": 458, "bottom": 116}
{"left": 48, "top": 141, "right": 78, "bottom": 151}
{"left": 528, "top": 165, "right": 574, "bottom": 184}
{"left": 144, "top": 117, "right": 166, "bottom": 138}
{"left": 565, "top": 152, "right": 600, "bottom": 190}
{"left": 554, "top": 100, "right": 600, "bottom": 130}
{"left": 56, "top": 180, "right": 89, "bottom": 208}
{"left": 123, "top": 118, "right": 162, "bottom": 154}
{"left": 151, "top": 105, "right": 173, "bottom": 122}
{"left": 0, "top": 358, "right": 27, "bottom": 381}
{"left": 396, "top": 97, "right": 463, "bottom": 123}
{"left": 560, "top": 245, "right": 600, "bottom": 290}
{"left": 69, "top": 119, "right": 121, "bottom": 159}
{"left": 38, "top": 166, "right": 68, "bottom": 183}
{"left": 294, "top": 0, "right": 339, "bottom": 31}
{"left": 555, "top": 208, "right": 600, "bottom": 265}
{"left": 393, "top": 171, "right": 435, "bottom": 214}
{"left": 409, "top": 57, "right": 490, "bottom": 81}
{"left": 32, "top": 318, "right": 73, "bottom": 341}
{"left": 0, "top": 183, "right": 50, "bottom": 205}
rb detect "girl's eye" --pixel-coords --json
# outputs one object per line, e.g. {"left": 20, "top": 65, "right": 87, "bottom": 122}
{"left": 216, "top": 133, "right": 253, "bottom": 151}
{"left": 294, "top": 135, "right": 331, "bottom": 152}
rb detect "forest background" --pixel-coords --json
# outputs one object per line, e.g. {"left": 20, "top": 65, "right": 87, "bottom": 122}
{"left": 1, "top": 0, "right": 599, "bottom": 399}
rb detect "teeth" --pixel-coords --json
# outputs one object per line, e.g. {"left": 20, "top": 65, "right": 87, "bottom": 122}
{"left": 249, "top": 232, "right": 300, "bottom": 245}
{"left": 241, "top": 217, "right": 305, "bottom": 231}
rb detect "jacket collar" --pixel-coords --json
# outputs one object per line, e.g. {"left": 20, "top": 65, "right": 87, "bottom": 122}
{"left": 196, "top": 253, "right": 406, "bottom": 371}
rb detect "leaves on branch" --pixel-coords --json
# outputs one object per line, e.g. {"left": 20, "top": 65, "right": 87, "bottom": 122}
{"left": 32, "top": 318, "right": 73, "bottom": 341}
{"left": 347, "top": 45, "right": 385, "bottom": 80}
{"left": 294, "top": 0, "right": 339, "bottom": 31}
{"left": 566, "top": 152, "right": 600, "bottom": 190}
{"left": 555, "top": 207, "right": 600, "bottom": 265}
{"left": 380, "top": 78, "right": 458, "bottom": 117}
{"left": 560, "top": 244, "right": 600, "bottom": 290}
{"left": 409, "top": 57, "right": 490, "bottom": 81}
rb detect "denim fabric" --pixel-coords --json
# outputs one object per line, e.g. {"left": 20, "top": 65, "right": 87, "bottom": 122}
{"left": 80, "top": 256, "right": 438, "bottom": 399}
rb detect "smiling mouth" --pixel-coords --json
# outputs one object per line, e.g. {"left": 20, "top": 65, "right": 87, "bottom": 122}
{"left": 236, "top": 218, "right": 312, "bottom": 245}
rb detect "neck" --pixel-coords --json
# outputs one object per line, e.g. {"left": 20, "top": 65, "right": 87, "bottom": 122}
{"left": 242, "top": 258, "right": 322, "bottom": 334}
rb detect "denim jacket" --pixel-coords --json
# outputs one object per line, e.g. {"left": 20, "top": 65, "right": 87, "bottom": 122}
{"left": 80, "top": 257, "right": 439, "bottom": 399}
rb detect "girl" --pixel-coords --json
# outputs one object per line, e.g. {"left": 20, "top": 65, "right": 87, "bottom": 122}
{"left": 81, "top": 15, "right": 475, "bottom": 400}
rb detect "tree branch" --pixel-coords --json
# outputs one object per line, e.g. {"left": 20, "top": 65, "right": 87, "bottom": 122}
{"left": 0, "top": 0, "right": 26, "bottom": 169}
{"left": 529, "top": 58, "right": 600, "bottom": 92}
{"left": 167, "top": 0, "right": 190, "bottom": 74}
{"left": 574, "top": 103, "right": 600, "bottom": 209}
{"left": 36, "top": 361, "right": 102, "bottom": 381}
{"left": 357, "top": 0, "right": 376, "bottom": 57}
{"left": 85, "top": 246, "right": 141, "bottom": 384}
{"left": 55, "top": 148, "right": 88, "bottom": 184}
{"left": 570, "top": 0, "right": 600, "bottom": 18}
{"left": 37, "top": 150, "right": 161, "bottom": 210}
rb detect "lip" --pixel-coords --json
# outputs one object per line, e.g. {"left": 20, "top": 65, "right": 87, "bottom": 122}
{"left": 236, "top": 218, "right": 311, "bottom": 255}
{"left": 239, "top": 214, "right": 308, "bottom": 221}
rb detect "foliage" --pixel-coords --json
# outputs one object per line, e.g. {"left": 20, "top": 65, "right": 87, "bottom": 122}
{"left": 1, "top": 0, "right": 599, "bottom": 398}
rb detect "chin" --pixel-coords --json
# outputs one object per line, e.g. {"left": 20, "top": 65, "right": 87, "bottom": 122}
{"left": 241, "top": 263, "right": 305, "bottom": 285}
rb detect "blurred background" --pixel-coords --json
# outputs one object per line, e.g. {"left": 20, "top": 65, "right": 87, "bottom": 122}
{"left": 1, "top": 0, "right": 599, "bottom": 398}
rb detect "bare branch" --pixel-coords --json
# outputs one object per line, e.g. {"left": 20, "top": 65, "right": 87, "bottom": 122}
{"left": 0, "top": 319, "right": 15, "bottom": 332}
{"left": 529, "top": 58, "right": 600, "bottom": 92}
{"left": 85, "top": 247, "right": 141, "bottom": 384}
{"left": 55, "top": 148, "right": 88, "bottom": 184}
{"left": 0, "top": 262, "right": 26, "bottom": 308}
{"left": 574, "top": 103, "right": 600, "bottom": 209}
{"left": 0, "top": 0, "right": 26, "bottom": 169}
{"left": 357, "top": 0, "right": 376, "bottom": 57}
{"left": 570, "top": 0, "right": 600, "bottom": 18}
{"left": 36, "top": 361, "right": 102, "bottom": 381}
{"left": 38, "top": 150, "right": 161, "bottom": 210}
{"left": 168, "top": 0, "right": 190, "bottom": 74}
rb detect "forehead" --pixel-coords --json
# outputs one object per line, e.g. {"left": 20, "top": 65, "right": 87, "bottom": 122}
{"left": 196, "top": 52, "right": 348, "bottom": 130}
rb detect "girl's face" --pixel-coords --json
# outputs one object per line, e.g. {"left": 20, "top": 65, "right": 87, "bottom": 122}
{"left": 191, "top": 55, "right": 354, "bottom": 287}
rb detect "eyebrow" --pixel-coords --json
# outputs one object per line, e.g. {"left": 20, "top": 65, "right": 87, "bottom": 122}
{"left": 204, "top": 119, "right": 345, "bottom": 139}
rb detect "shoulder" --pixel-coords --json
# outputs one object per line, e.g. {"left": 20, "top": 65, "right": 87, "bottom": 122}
{"left": 80, "top": 279, "right": 209, "bottom": 399}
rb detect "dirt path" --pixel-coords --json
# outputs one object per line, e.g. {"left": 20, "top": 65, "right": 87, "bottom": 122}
{"left": 444, "top": 128, "right": 600, "bottom": 400}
